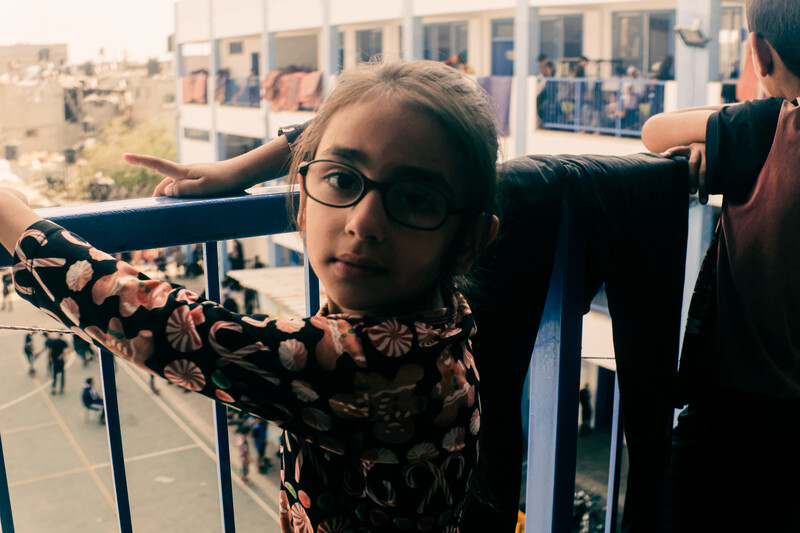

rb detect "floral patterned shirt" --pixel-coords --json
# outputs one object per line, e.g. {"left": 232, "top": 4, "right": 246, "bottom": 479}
{"left": 13, "top": 220, "right": 481, "bottom": 533}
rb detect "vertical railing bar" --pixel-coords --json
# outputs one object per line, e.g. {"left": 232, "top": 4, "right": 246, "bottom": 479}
{"left": 0, "top": 431, "right": 16, "bottom": 533}
{"left": 204, "top": 241, "right": 236, "bottom": 533}
{"left": 100, "top": 348, "right": 133, "bottom": 533}
{"left": 303, "top": 248, "right": 320, "bottom": 316}
{"left": 605, "top": 374, "right": 624, "bottom": 533}
{"left": 526, "top": 195, "right": 584, "bottom": 532}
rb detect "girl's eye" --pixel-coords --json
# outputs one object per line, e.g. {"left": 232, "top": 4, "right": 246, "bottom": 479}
{"left": 321, "top": 171, "right": 362, "bottom": 193}
{"left": 391, "top": 185, "right": 443, "bottom": 214}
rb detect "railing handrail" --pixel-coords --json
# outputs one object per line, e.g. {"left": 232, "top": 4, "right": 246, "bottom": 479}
{"left": 0, "top": 186, "right": 297, "bottom": 267}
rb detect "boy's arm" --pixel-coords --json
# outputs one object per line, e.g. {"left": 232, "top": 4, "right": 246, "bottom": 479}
{"left": 641, "top": 106, "right": 721, "bottom": 154}
{"left": 0, "top": 188, "right": 43, "bottom": 256}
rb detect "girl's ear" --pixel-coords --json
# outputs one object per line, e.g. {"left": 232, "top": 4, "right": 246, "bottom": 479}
{"left": 451, "top": 215, "right": 500, "bottom": 275}
{"left": 296, "top": 178, "right": 307, "bottom": 231}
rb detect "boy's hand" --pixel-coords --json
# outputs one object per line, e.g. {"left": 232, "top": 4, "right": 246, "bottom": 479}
{"left": 124, "top": 153, "right": 245, "bottom": 198}
{"left": 662, "top": 143, "right": 708, "bottom": 205}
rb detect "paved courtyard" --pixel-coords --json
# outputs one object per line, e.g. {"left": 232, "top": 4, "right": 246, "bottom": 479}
{"left": 0, "top": 291, "right": 284, "bottom": 532}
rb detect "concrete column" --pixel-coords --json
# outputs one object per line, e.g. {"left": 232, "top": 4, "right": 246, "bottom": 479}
{"left": 174, "top": 2, "right": 183, "bottom": 164}
{"left": 513, "top": 2, "right": 539, "bottom": 158}
{"left": 320, "top": 0, "right": 338, "bottom": 94}
{"left": 675, "top": 0, "right": 721, "bottom": 108}
{"left": 401, "top": 0, "right": 422, "bottom": 61}
{"left": 261, "top": 0, "right": 277, "bottom": 140}
{"left": 208, "top": 0, "right": 219, "bottom": 161}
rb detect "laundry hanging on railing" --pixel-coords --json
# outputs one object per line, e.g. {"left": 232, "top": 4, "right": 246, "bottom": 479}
{"left": 260, "top": 68, "right": 322, "bottom": 112}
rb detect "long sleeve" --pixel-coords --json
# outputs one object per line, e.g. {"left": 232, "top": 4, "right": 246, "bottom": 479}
{"left": 13, "top": 219, "right": 480, "bottom": 531}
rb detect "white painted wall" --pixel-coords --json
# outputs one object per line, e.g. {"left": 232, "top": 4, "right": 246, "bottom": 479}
{"left": 176, "top": 0, "right": 211, "bottom": 43}
{"left": 179, "top": 137, "right": 216, "bottom": 163}
{"left": 267, "top": 0, "right": 324, "bottom": 32}
{"left": 218, "top": 35, "right": 262, "bottom": 78}
{"left": 216, "top": 106, "right": 267, "bottom": 138}
{"left": 180, "top": 104, "right": 213, "bottom": 130}
{"left": 212, "top": 0, "right": 264, "bottom": 38}
{"left": 413, "top": 0, "right": 515, "bottom": 17}
{"left": 330, "top": 0, "right": 402, "bottom": 25}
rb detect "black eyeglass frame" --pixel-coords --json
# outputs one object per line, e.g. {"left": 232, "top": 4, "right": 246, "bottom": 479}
{"left": 298, "top": 159, "right": 479, "bottom": 231}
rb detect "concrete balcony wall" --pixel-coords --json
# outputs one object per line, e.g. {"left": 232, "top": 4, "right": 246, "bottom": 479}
{"left": 216, "top": 105, "right": 267, "bottom": 139}
{"left": 330, "top": 0, "right": 402, "bottom": 25}
{"left": 180, "top": 104, "right": 213, "bottom": 131}
{"left": 413, "top": 0, "right": 515, "bottom": 17}
{"left": 180, "top": 137, "right": 217, "bottom": 163}
{"left": 176, "top": 0, "right": 211, "bottom": 43}
{"left": 212, "top": 0, "right": 264, "bottom": 38}
{"left": 267, "top": 0, "right": 324, "bottom": 32}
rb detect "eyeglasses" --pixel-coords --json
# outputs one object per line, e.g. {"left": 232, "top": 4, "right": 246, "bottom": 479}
{"left": 298, "top": 159, "right": 475, "bottom": 231}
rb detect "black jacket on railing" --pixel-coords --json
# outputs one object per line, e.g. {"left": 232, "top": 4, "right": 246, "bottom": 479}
{"left": 463, "top": 153, "right": 689, "bottom": 533}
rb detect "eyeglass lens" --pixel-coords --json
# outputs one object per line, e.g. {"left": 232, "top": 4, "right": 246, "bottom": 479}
{"left": 303, "top": 160, "right": 449, "bottom": 230}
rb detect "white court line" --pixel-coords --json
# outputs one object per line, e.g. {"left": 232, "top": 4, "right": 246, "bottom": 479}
{"left": 90, "top": 443, "right": 201, "bottom": 470}
{"left": 117, "top": 361, "right": 282, "bottom": 525}
{"left": 10, "top": 444, "right": 200, "bottom": 488}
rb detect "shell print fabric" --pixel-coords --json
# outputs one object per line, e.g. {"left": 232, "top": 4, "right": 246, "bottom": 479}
{"left": 12, "top": 220, "right": 480, "bottom": 532}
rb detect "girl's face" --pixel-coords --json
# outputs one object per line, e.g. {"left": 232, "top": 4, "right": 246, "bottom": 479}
{"left": 299, "top": 98, "right": 475, "bottom": 317}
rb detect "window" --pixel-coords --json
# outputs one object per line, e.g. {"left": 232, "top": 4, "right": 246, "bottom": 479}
{"left": 356, "top": 29, "right": 382, "bottom": 64}
{"left": 38, "top": 48, "right": 50, "bottom": 61}
{"left": 221, "top": 134, "right": 262, "bottom": 159}
{"left": 613, "top": 11, "right": 674, "bottom": 77}
{"left": 183, "top": 128, "right": 210, "bottom": 142}
{"left": 491, "top": 19, "right": 514, "bottom": 76}
{"left": 229, "top": 41, "right": 243, "bottom": 55}
{"left": 25, "top": 129, "right": 38, "bottom": 137}
{"left": 539, "top": 15, "right": 583, "bottom": 75}
{"left": 423, "top": 22, "right": 467, "bottom": 62}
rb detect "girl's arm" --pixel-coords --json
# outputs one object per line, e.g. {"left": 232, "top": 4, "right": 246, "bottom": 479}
{"left": 12, "top": 221, "right": 477, "bottom": 457}
{"left": 0, "top": 188, "right": 43, "bottom": 255}
{"left": 127, "top": 127, "right": 297, "bottom": 198}
{"left": 641, "top": 106, "right": 721, "bottom": 154}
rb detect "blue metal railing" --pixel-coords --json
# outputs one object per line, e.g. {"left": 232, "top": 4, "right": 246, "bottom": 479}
{"left": 217, "top": 76, "right": 262, "bottom": 108}
{"left": 0, "top": 188, "right": 630, "bottom": 532}
{"left": 537, "top": 77, "right": 667, "bottom": 137}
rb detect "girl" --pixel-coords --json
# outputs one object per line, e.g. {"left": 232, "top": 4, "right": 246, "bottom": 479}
{"left": 0, "top": 59, "right": 499, "bottom": 532}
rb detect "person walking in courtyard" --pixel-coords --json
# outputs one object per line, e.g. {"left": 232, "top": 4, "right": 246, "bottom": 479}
{"left": 45, "top": 333, "right": 69, "bottom": 395}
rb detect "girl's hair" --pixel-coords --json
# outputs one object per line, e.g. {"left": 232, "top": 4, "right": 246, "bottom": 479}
{"left": 288, "top": 58, "right": 499, "bottom": 284}
{"left": 289, "top": 58, "right": 498, "bottom": 218}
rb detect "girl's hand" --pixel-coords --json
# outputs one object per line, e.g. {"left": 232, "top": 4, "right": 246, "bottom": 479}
{"left": 0, "top": 186, "right": 29, "bottom": 206}
{"left": 124, "top": 153, "right": 246, "bottom": 198}
{"left": 662, "top": 143, "right": 708, "bottom": 205}
{"left": 0, "top": 187, "right": 41, "bottom": 255}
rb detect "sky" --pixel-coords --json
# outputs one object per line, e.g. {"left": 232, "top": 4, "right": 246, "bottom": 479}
{"left": 1, "top": 0, "right": 176, "bottom": 64}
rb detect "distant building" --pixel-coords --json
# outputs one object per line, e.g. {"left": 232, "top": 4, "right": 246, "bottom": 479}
{"left": 0, "top": 43, "right": 175, "bottom": 158}
{"left": 0, "top": 44, "right": 68, "bottom": 77}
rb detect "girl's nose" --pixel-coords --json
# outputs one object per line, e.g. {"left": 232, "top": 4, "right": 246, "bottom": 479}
{"left": 344, "top": 190, "right": 388, "bottom": 242}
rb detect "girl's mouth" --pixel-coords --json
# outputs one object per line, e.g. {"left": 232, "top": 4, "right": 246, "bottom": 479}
{"left": 332, "top": 254, "right": 387, "bottom": 277}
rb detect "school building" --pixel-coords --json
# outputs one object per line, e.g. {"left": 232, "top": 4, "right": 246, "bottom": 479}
{"left": 170, "top": 0, "right": 730, "bottom": 428}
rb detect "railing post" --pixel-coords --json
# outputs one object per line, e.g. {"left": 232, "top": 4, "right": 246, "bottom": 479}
{"left": 303, "top": 248, "right": 320, "bottom": 316}
{"left": 204, "top": 241, "right": 237, "bottom": 533}
{"left": 0, "top": 432, "right": 15, "bottom": 533}
{"left": 100, "top": 348, "right": 134, "bottom": 533}
{"left": 525, "top": 195, "right": 584, "bottom": 532}
{"left": 605, "top": 374, "right": 624, "bottom": 532}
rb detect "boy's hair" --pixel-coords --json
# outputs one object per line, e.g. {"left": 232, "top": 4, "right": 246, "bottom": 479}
{"left": 289, "top": 58, "right": 498, "bottom": 221}
{"left": 747, "top": 0, "right": 800, "bottom": 79}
